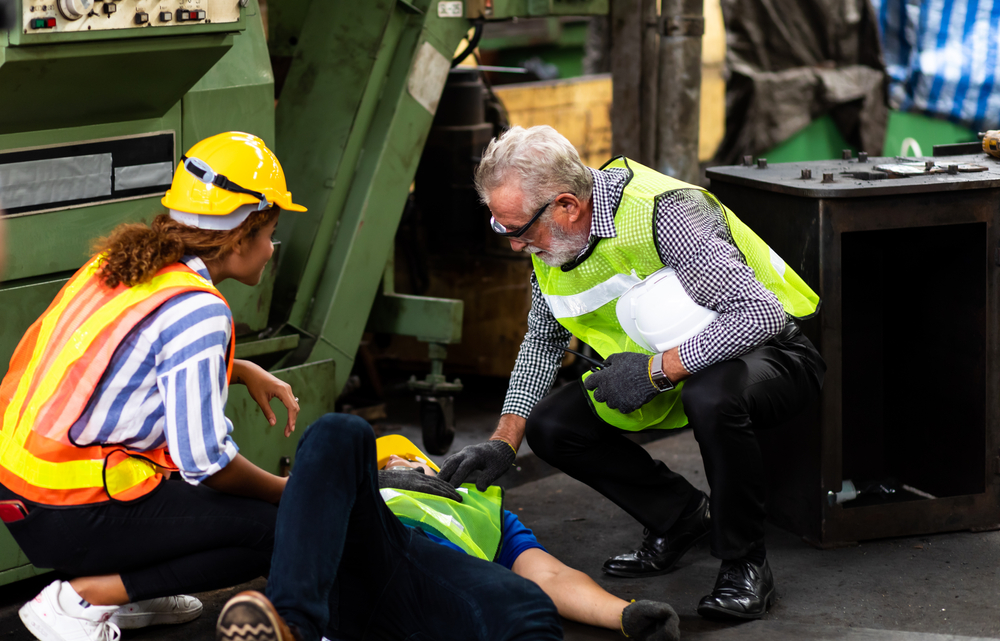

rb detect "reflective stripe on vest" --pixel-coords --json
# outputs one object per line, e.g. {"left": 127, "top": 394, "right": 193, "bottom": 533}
{"left": 0, "top": 255, "right": 235, "bottom": 506}
{"left": 382, "top": 483, "right": 504, "bottom": 561}
{"left": 533, "top": 157, "right": 820, "bottom": 432}
{"left": 542, "top": 272, "right": 642, "bottom": 319}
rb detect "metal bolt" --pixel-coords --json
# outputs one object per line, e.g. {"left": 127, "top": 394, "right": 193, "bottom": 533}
{"left": 842, "top": 149, "right": 853, "bottom": 160}
{"left": 948, "top": 164, "right": 959, "bottom": 174}
{"left": 757, "top": 158, "right": 768, "bottom": 169}
{"left": 801, "top": 168, "right": 812, "bottom": 179}
{"left": 822, "top": 173, "right": 835, "bottom": 183}
{"left": 858, "top": 152, "right": 868, "bottom": 163}
{"left": 743, "top": 155, "right": 754, "bottom": 167}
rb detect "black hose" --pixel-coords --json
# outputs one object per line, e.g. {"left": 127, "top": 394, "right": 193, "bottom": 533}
{"left": 452, "top": 21, "right": 484, "bottom": 68}
{"left": 560, "top": 347, "right": 605, "bottom": 370}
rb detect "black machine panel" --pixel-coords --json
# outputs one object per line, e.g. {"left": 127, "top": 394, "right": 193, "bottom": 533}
{"left": 0, "top": 132, "right": 175, "bottom": 217}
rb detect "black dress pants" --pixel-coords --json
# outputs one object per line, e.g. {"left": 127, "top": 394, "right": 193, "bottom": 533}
{"left": 525, "top": 326, "right": 825, "bottom": 560}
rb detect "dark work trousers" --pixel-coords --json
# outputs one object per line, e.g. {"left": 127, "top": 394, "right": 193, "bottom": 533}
{"left": 0, "top": 475, "right": 276, "bottom": 601}
{"left": 526, "top": 327, "right": 825, "bottom": 560}
{"left": 268, "top": 413, "right": 562, "bottom": 641}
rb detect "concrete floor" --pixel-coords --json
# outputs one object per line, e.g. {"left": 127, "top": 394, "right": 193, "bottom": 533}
{"left": 0, "top": 379, "right": 997, "bottom": 640}
{"left": 518, "top": 431, "right": 1000, "bottom": 641}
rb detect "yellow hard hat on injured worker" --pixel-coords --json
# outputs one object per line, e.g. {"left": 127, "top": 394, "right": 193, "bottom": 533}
{"left": 162, "top": 131, "right": 306, "bottom": 230}
{"left": 375, "top": 434, "right": 441, "bottom": 473}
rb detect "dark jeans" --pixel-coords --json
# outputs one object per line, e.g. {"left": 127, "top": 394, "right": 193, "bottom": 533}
{"left": 526, "top": 326, "right": 825, "bottom": 560}
{"left": 268, "top": 413, "right": 562, "bottom": 641}
{"left": 0, "top": 475, "right": 275, "bottom": 601}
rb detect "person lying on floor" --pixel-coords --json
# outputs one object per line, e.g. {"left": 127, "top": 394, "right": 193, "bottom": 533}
{"left": 215, "top": 414, "right": 680, "bottom": 641}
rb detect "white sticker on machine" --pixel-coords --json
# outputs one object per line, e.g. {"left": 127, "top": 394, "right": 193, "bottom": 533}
{"left": 407, "top": 41, "right": 451, "bottom": 116}
{"left": 114, "top": 162, "right": 174, "bottom": 191}
{"left": 0, "top": 154, "right": 112, "bottom": 210}
{"left": 438, "top": 1, "right": 463, "bottom": 17}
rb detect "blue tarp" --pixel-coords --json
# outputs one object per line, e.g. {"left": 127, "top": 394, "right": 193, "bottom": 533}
{"left": 874, "top": 0, "right": 1000, "bottom": 131}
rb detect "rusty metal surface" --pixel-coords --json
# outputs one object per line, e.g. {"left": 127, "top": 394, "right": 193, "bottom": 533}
{"left": 707, "top": 153, "right": 1000, "bottom": 197}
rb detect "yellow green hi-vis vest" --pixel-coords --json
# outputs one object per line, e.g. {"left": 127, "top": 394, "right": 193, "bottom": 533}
{"left": 532, "top": 156, "right": 820, "bottom": 433}
{"left": 381, "top": 483, "right": 504, "bottom": 562}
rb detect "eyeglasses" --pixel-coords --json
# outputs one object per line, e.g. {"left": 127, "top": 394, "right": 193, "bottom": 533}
{"left": 489, "top": 196, "right": 559, "bottom": 238}
{"left": 181, "top": 155, "right": 273, "bottom": 211}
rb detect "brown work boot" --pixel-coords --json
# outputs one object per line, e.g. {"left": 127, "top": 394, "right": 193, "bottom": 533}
{"left": 216, "top": 591, "right": 299, "bottom": 641}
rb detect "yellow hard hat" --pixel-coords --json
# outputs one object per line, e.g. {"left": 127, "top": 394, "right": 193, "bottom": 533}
{"left": 161, "top": 132, "right": 307, "bottom": 224}
{"left": 375, "top": 434, "right": 441, "bottom": 473}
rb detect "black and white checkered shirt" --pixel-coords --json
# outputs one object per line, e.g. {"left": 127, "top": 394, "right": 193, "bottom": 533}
{"left": 501, "top": 166, "right": 787, "bottom": 419}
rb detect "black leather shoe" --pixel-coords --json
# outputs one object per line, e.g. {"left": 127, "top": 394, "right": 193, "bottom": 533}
{"left": 602, "top": 492, "right": 710, "bottom": 578}
{"left": 696, "top": 557, "right": 775, "bottom": 620}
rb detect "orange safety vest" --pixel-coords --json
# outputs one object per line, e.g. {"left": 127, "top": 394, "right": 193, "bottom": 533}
{"left": 0, "top": 255, "right": 235, "bottom": 506}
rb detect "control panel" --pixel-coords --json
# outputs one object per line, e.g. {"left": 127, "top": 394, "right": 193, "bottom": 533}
{"left": 21, "top": 0, "right": 240, "bottom": 34}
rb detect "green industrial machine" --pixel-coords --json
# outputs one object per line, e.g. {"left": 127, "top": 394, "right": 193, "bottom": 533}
{"left": 0, "top": 0, "right": 606, "bottom": 585}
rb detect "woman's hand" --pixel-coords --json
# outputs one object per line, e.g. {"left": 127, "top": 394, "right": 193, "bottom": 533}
{"left": 231, "top": 359, "right": 300, "bottom": 437}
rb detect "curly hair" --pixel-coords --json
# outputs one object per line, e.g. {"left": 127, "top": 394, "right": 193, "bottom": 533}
{"left": 93, "top": 208, "right": 280, "bottom": 288}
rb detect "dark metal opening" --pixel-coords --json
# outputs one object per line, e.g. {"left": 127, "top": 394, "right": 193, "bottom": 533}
{"left": 841, "top": 222, "right": 987, "bottom": 507}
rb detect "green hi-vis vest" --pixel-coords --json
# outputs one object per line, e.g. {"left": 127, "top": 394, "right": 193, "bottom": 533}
{"left": 381, "top": 483, "right": 505, "bottom": 562}
{"left": 532, "top": 157, "right": 820, "bottom": 432}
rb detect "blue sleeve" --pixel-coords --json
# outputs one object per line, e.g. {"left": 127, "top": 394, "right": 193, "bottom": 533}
{"left": 413, "top": 510, "right": 546, "bottom": 570}
{"left": 496, "top": 510, "right": 546, "bottom": 570}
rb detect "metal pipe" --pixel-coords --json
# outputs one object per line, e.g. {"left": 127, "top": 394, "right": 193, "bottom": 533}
{"left": 610, "top": 0, "right": 644, "bottom": 159}
{"left": 639, "top": 0, "right": 659, "bottom": 166}
{"left": 656, "top": 0, "right": 704, "bottom": 183}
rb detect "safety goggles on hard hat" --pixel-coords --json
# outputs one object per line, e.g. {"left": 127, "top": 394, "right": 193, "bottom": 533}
{"left": 181, "top": 155, "right": 273, "bottom": 211}
{"left": 489, "top": 196, "right": 559, "bottom": 238}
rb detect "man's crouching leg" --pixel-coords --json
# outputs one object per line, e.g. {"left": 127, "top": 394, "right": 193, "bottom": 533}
{"left": 684, "top": 331, "right": 823, "bottom": 620}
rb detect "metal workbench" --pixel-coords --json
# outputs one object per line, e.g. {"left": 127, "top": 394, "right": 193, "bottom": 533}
{"left": 707, "top": 151, "right": 1000, "bottom": 546}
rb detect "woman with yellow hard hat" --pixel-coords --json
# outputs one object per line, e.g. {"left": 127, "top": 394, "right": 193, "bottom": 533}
{"left": 0, "top": 132, "right": 305, "bottom": 641}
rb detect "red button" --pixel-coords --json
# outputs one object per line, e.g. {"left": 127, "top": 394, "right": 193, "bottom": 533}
{"left": 45, "top": 17, "right": 56, "bottom": 27}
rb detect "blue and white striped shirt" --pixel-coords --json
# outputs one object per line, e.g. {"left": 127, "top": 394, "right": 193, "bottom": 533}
{"left": 68, "top": 256, "right": 238, "bottom": 484}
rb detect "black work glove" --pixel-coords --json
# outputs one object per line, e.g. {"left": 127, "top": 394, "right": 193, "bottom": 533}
{"left": 621, "top": 600, "right": 680, "bottom": 641}
{"left": 437, "top": 440, "right": 516, "bottom": 491}
{"left": 584, "top": 352, "right": 659, "bottom": 414}
{"left": 377, "top": 469, "right": 463, "bottom": 503}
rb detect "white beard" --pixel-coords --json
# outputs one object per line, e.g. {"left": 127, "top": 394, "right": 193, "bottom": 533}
{"left": 527, "top": 222, "right": 590, "bottom": 267}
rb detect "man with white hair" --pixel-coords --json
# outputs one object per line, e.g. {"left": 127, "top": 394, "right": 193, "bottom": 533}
{"left": 439, "top": 125, "right": 826, "bottom": 620}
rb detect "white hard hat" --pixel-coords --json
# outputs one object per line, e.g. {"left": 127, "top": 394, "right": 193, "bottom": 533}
{"left": 616, "top": 267, "right": 719, "bottom": 352}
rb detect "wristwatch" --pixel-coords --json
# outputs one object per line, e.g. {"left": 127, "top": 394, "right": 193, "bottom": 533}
{"left": 650, "top": 352, "right": 675, "bottom": 392}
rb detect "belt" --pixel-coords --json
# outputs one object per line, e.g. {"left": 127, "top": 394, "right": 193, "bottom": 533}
{"left": 771, "top": 319, "right": 801, "bottom": 343}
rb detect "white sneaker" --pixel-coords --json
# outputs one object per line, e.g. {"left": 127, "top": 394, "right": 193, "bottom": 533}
{"left": 109, "top": 594, "right": 203, "bottom": 629}
{"left": 19, "top": 580, "right": 121, "bottom": 641}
